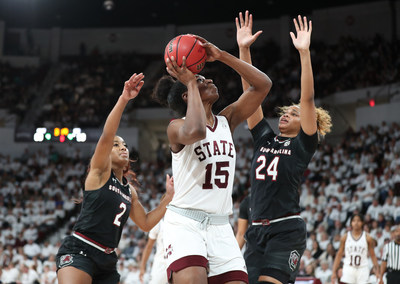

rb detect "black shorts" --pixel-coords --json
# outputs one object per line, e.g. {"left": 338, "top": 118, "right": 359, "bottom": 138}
{"left": 244, "top": 218, "right": 306, "bottom": 283}
{"left": 244, "top": 243, "right": 260, "bottom": 284}
{"left": 387, "top": 270, "right": 400, "bottom": 284}
{"left": 56, "top": 235, "right": 120, "bottom": 284}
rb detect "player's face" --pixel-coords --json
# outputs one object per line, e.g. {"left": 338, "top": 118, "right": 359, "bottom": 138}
{"left": 351, "top": 215, "right": 363, "bottom": 230}
{"left": 278, "top": 106, "right": 301, "bottom": 134}
{"left": 111, "top": 136, "right": 129, "bottom": 167}
{"left": 196, "top": 75, "right": 219, "bottom": 103}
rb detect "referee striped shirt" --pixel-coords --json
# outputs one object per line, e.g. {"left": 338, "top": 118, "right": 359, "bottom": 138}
{"left": 382, "top": 241, "right": 400, "bottom": 271}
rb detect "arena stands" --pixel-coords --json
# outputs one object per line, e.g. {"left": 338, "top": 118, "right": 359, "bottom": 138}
{"left": 1, "top": 118, "right": 399, "bottom": 282}
{"left": 0, "top": 19, "right": 399, "bottom": 283}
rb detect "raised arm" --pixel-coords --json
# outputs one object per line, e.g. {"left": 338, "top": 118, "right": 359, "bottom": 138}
{"left": 86, "top": 73, "right": 144, "bottom": 190}
{"left": 331, "top": 234, "right": 346, "bottom": 284}
{"left": 196, "top": 36, "right": 272, "bottom": 132}
{"left": 165, "top": 57, "right": 207, "bottom": 151}
{"left": 130, "top": 174, "right": 174, "bottom": 232}
{"left": 290, "top": 15, "right": 317, "bottom": 136}
{"left": 236, "top": 10, "right": 268, "bottom": 130}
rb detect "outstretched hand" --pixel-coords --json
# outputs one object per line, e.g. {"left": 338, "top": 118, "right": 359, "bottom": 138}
{"left": 121, "top": 73, "right": 145, "bottom": 101}
{"left": 236, "top": 10, "right": 263, "bottom": 49}
{"left": 290, "top": 15, "right": 312, "bottom": 51}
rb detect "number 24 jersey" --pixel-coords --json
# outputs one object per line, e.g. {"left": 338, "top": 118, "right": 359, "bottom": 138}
{"left": 249, "top": 118, "right": 317, "bottom": 221}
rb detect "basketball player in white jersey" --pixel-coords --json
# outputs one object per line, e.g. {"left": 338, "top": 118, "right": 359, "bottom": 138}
{"left": 331, "top": 214, "right": 380, "bottom": 284}
{"left": 140, "top": 219, "right": 167, "bottom": 284}
{"left": 152, "top": 34, "right": 271, "bottom": 284}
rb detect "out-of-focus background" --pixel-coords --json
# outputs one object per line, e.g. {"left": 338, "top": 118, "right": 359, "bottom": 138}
{"left": 0, "top": 0, "right": 399, "bottom": 283}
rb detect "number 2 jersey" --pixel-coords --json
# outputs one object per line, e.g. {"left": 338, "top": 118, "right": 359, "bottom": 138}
{"left": 249, "top": 118, "right": 317, "bottom": 221}
{"left": 170, "top": 115, "right": 236, "bottom": 215}
{"left": 73, "top": 171, "right": 132, "bottom": 248}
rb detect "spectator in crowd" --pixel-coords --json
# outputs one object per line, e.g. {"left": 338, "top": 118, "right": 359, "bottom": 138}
{"left": 315, "top": 260, "right": 332, "bottom": 284}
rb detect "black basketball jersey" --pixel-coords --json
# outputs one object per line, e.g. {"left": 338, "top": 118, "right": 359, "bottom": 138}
{"left": 249, "top": 118, "right": 317, "bottom": 221}
{"left": 239, "top": 194, "right": 251, "bottom": 221}
{"left": 73, "top": 171, "right": 132, "bottom": 248}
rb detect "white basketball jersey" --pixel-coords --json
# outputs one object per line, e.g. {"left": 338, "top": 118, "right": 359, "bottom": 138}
{"left": 344, "top": 231, "right": 369, "bottom": 267}
{"left": 170, "top": 115, "right": 236, "bottom": 215}
{"left": 148, "top": 219, "right": 164, "bottom": 262}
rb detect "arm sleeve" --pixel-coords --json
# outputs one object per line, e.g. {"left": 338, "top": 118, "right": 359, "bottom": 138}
{"left": 250, "top": 118, "right": 275, "bottom": 149}
{"left": 238, "top": 196, "right": 250, "bottom": 220}
{"left": 298, "top": 128, "right": 318, "bottom": 153}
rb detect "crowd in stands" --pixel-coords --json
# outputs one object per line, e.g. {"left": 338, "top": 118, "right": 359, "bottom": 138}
{"left": 0, "top": 62, "right": 49, "bottom": 124}
{"left": 0, "top": 119, "right": 399, "bottom": 283}
{"left": 1, "top": 34, "right": 398, "bottom": 129}
{"left": 36, "top": 52, "right": 152, "bottom": 129}
{"left": 0, "top": 29, "right": 400, "bottom": 283}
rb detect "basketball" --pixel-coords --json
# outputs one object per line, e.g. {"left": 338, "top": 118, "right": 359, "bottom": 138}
{"left": 164, "top": 34, "right": 207, "bottom": 74}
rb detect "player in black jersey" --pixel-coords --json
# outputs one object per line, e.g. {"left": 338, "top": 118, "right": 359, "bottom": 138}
{"left": 236, "top": 12, "right": 332, "bottom": 283}
{"left": 56, "top": 73, "right": 174, "bottom": 284}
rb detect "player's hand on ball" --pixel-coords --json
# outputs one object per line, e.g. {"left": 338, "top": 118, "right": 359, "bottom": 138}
{"left": 195, "top": 36, "right": 221, "bottom": 62}
{"left": 166, "top": 56, "right": 196, "bottom": 86}
{"left": 122, "top": 73, "right": 144, "bottom": 101}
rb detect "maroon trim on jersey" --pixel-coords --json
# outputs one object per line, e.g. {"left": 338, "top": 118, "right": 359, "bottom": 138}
{"left": 349, "top": 230, "right": 364, "bottom": 242}
{"left": 74, "top": 231, "right": 114, "bottom": 251}
{"left": 208, "top": 270, "right": 249, "bottom": 284}
{"left": 167, "top": 255, "right": 208, "bottom": 282}
{"left": 207, "top": 115, "right": 218, "bottom": 132}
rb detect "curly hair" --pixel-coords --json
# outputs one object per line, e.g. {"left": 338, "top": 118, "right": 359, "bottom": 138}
{"left": 278, "top": 103, "right": 332, "bottom": 138}
{"left": 152, "top": 75, "right": 188, "bottom": 117}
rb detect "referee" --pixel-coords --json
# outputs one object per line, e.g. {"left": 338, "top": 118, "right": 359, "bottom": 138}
{"left": 379, "top": 225, "right": 400, "bottom": 284}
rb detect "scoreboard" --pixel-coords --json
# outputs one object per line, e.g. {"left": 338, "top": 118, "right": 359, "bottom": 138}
{"left": 33, "top": 127, "right": 87, "bottom": 142}
{"left": 15, "top": 127, "right": 102, "bottom": 143}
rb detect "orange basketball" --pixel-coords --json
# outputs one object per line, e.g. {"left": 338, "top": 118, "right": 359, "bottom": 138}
{"left": 164, "top": 34, "right": 207, "bottom": 74}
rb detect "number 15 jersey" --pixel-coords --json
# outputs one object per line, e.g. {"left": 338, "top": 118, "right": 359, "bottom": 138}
{"left": 249, "top": 118, "right": 317, "bottom": 221}
{"left": 170, "top": 115, "right": 236, "bottom": 215}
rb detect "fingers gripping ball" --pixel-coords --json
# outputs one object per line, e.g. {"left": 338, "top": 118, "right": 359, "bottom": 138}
{"left": 164, "top": 34, "right": 207, "bottom": 74}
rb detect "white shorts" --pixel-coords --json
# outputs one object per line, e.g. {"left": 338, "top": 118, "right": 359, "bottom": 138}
{"left": 163, "top": 209, "right": 247, "bottom": 278}
{"left": 341, "top": 265, "right": 370, "bottom": 284}
{"left": 149, "top": 256, "right": 168, "bottom": 284}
